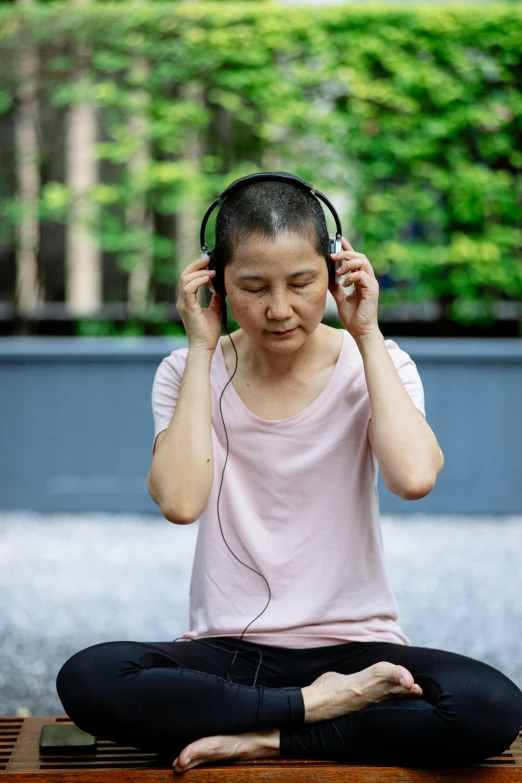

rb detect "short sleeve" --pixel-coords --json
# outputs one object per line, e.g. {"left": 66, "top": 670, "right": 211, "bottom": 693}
{"left": 151, "top": 349, "right": 187, "bottom": 455}
{"left": 384, "top": 339, "right": 426, "bottom": 419}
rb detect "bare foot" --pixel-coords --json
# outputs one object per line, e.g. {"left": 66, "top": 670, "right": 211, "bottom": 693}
{"left": 172, "top": 727, "right": 280, "bottom": 773}
{"left": 302, "top": 662, "right": 424, "bottom": 723}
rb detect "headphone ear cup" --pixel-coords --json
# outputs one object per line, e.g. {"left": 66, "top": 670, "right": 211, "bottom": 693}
{"left": 203, "top": 250, "right": 214, "bottom": 294}
{"left": 206, "top": 249, "right": 223, "bottom": 297}
{"left": 328, "top": 238, "right": 337, "bottom": 286}
{"left": 207, "top": 249, "right": 228, "bottom": 331}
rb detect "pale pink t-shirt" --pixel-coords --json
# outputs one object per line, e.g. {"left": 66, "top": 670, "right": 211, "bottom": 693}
{"left": 151, "top": 330, "right": 426, "bottom": 648}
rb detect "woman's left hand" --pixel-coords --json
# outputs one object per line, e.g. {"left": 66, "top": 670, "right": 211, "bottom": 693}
{"left": 328, "top": 236, "right": 380, "bottom": 339}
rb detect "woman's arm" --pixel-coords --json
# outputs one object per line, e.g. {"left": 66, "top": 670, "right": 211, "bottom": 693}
{"left": 148, "top": 348, "right": 214, "bottom": 524}
{"left": 357, "top": 330, "right": 444, "bottom": 500}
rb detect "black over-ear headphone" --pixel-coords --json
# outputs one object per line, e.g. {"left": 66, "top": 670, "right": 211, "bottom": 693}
{"left": 172, "top": 172, "right": 348, "bottom": 686}
{"left": 201, "top": 170, "right": 347, "bottom": 329}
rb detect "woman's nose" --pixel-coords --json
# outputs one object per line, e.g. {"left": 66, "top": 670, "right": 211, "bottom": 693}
{"left": 267, "top": 301, "right": 293, "bottom": 318}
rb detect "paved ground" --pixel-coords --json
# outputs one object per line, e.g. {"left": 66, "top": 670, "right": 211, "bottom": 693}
{"left": 0, "top": 511, "right": 521, "bottom": 716}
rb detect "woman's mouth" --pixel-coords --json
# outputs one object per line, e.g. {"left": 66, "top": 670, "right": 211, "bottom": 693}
{"left": 270, "top": 328, "right": 296, "bottom": 336}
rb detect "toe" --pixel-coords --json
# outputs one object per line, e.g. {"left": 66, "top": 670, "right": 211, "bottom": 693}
{"left": 370, "top": 662, "right": 423, "bottom": 700}
{"left": 398, "top": 667, "right": 414, "bottom": 688}
{"left": 375, "top": 661, "right": 410, "bottom": 688}
{"left": 377, "top": 662, "right": 419, "bottom": 691}
{"left": 174, "top": 742, "right": 199, "bottom": 769}
{"left": 397, "top": 666, "right": 423, "bottom": 695}
{"left": 175, "top": 736, "right": 226, "bottom": 771}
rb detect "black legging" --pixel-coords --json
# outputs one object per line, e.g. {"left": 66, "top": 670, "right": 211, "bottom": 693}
{"left": 56, "top": 635, "right": 522, "bottom": 768}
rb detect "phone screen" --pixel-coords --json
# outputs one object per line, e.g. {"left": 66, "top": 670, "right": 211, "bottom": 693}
{"left": 40, "top": 724, "right": 97, "bottom": 754}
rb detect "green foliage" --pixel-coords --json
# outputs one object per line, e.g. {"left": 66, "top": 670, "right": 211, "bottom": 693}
{"left": 0, "top": 2, "right": 521, "bottom": 331}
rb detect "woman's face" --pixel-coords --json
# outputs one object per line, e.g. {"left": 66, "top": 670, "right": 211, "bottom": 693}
{"left": 224, "top": 231, "right": 329, "bottom": 346}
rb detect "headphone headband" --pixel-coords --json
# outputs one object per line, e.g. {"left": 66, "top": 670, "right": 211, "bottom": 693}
{"left": 200, "top": 171, "right": 342, "bottom": 253}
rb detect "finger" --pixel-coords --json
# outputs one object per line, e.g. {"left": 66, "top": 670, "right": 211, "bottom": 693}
{"left": 335, "top": 257, "right": 365, "bottom": 274}
{"left": 184, "top": 269, "right": 216, "bottom": 282}
{"left": 331, "top": 252, "right": 365, "bottom": 271}
{"left": 337, "top": 258, "right": 376, "bottom": 281}
{"left": 342, "top": 270, "right": 373, "bottom": 282}
{"left": 341, "top": 269, "right": 365, "bottom": 285}
{"left": 334, "top": 253, "right": 367, "bottom": 266}
{"left": 330, "top": 278, "right": 356, "bottom": 295}
{"left": 184, "top": 274, "right": 212, "bottom": 293}
{"left": 331, "top": 249, "right": 360, "bottom": 259}
{"left": 341, "top": 270, "right": 367, "bottom": 286}
{"left": 182, "top": 255, "right": 210, "bottom": 278}
{"left": 342, "top": 271, "right": 379, "bottom": 291}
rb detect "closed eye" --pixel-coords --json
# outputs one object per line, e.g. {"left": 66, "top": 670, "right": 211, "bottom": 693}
{"left": 247, "top": 284, "right": 311, "bottom": 294}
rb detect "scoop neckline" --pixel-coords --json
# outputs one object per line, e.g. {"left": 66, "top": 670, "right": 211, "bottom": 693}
{"left": 215, "top": 330, "right": 347, "bottom": 428}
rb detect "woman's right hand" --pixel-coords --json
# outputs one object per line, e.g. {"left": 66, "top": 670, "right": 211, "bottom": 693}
{"left": 176, "top": 254, "right": 223, "bottom": 354}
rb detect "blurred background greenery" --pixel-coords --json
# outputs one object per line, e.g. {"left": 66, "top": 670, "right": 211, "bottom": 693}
{"left": 0, "top": 1, "right": 521, "bottom": 338}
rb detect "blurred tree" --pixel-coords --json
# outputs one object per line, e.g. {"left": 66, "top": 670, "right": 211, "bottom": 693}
{"left": 14, "top": 0, "right": 43, "bottom": 330}
{"left": 126, "top": 2, "right": 154, "bottom": 318}
{"left": 65, "top": 0, "right": 101, "bottom": 316}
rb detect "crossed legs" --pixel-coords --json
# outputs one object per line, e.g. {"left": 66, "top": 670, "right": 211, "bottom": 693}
{"left": 56, "top": 637, "right": 522, "bottom": 770}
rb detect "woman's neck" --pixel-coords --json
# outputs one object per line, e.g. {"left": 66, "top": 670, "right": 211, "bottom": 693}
{"left": 229, "top": 325, "right": 328, "bottom": 383}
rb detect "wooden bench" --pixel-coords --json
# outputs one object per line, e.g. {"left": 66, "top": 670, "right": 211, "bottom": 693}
{"left": 1, "top": 715, "right": 521, "bottom": 781}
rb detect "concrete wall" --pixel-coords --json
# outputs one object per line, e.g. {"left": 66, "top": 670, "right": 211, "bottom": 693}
{"left": 1, "top": 336, "right": 521, "bottom": 514}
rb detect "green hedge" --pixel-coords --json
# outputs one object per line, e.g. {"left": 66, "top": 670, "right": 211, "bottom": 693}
{"left": 0, "top": 2, "right": 521, "bottom": 332}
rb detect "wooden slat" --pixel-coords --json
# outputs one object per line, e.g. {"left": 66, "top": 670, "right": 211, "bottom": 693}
{"left": 0, "top": 716, "right": 521, "bottom": 782}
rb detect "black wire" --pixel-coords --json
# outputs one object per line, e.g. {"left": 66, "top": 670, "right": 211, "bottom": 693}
{"left": 213, "top": 319, "right": 271, "bottom": 687}
{"left": 170, "top": 315, "right": 271, "bottom": 690}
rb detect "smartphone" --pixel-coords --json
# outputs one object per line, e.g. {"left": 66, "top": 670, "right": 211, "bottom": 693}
{"left": 39, "top": 724, "right": 97, "bottom": 755}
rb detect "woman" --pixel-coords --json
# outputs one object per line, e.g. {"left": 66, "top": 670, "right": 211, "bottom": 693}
{"left": 56, "top": 179, "right": 522, "bottom": 772}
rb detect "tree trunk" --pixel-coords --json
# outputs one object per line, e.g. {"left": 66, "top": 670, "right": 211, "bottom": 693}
{"left": 65, "top": 0, "right": 100, "bottom": 316}
{"left": 126, "top": 21, "right": 153, "bottom": 317}
{"left": 176, "top": 82, "right": 204, "bottom": 303}
{"left": 14, "top": 0, "right": 42, "bottom": 322}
